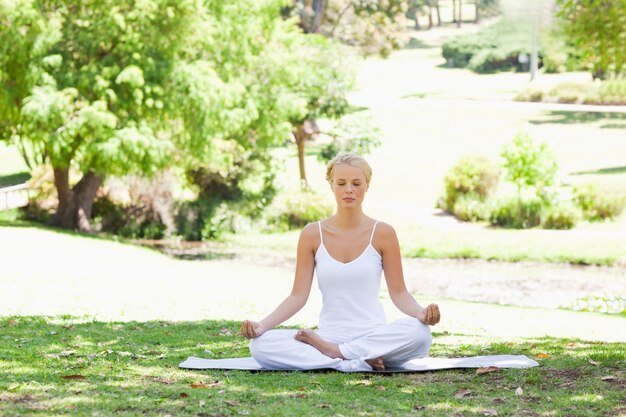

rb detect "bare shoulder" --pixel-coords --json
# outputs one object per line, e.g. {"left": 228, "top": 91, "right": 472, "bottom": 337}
{"left": 374, "top": 221, "right": 398, "bottom": 239}
{"left": 299, "top": 222, "right": 321, "bottom": 248}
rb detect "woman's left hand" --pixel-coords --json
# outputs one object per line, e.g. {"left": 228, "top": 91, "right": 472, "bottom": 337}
{"left": 417, "top": 303, "right": 440, "bottom": 326}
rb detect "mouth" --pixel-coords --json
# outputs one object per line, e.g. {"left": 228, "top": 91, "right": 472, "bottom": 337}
{"left": 343, "top": 198, "right": 355, "bottom": 202}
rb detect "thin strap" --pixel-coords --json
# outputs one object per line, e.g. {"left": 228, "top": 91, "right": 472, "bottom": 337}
{"left": 369, "top": 221, "right": 379, "bottom": 245}
{"left": 318, "top": 221, "right": 324, "bottom": 245}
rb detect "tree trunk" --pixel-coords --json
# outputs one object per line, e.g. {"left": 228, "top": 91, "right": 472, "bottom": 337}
{"left": 294, "top": 124, "right": 309, "bottom": 189}
{"left": 435, "top": 1, "right": 442, "bottom": 26}
{"left": 52, "top": 168, "right": 103, "bottom": 232}
{"left": 428, "top": 6, "right": 433, "bottom": 29}
{"left": 457, "top": 0, "right": 462, "bottom": 27}
{"left": 310, "top": 0, "right": 327, "bottom": 34}
{"left": 452, "top": 0, "right": 457, "bottom": 23}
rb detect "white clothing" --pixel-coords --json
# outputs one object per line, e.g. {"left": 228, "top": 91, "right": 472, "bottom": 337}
{"left": 250, "top": 221, "right": 432, "bottom": 371}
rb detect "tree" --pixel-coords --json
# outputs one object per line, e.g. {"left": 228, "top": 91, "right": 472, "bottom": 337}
{"left": 557, "top": 0, "right": 626, "bottom": 79}
{"left": 287, "top": 37, "right": 356, "bottom": 187}
{"left": 1, "top": 0, "right": 349, "bottom": 230}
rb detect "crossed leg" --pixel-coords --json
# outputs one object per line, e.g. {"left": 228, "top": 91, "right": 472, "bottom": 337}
{"left": 295, "top": 329, "right": 386, "bottom": 371}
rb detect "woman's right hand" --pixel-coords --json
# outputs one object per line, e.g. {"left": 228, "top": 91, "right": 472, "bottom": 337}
{"left": 241, "top": 320, "right": 266, "bottom": 339}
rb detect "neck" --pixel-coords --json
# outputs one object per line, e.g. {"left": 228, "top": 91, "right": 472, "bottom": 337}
{"left": 333, "top": 207, "right": 366, "bottom": 228}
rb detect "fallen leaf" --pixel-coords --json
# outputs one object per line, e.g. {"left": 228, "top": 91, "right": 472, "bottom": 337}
{"left": 225, "top": 400, "right": 240, "bottom": 406}
{"left": 316, "top": 404, "right": 331, "bottom": 408}
{"left": 375, "top": 385, "right": 385, "bottom": 391}
{"left": 293, "top": 393, "right": 307, "bottom": 398}
{"left": 476, "top": 366, "right": 501, "bottom": 375}
{"left": 515, "top": 387, "right": 524, "bottom": 396}
{"left": 601, "top": 376, "right": 616, "bottom": 381}
{"left": 483, "top": 409, "right": 498, "bottom": 416}
{"left": 190, "top": 383, "right": 209, "bottom": 389}
{"left": 8, "top": 320, "right": 18, "bottom": 326}
{"left": 536, "top": 353, "right": 550, "bottom": 358}
{"left": 199, "top": 400, "right": 205, "bottom": 407}
{"left": 414, "top": 405, "right": 425, "bottom": 410}
{"left": 455, "top": 389, "right": 472, "bottom": 398}
{"left": 588, "top": 359, "right": 601, "bottom": 366}
{"left": 62, "top": 375, "right": 87, "bottom": 381}
{"left": 179, "top": 393, "right": 189, "bottom": 398}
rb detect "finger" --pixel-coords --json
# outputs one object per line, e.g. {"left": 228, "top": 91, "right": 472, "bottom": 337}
{"left": 431, "top": 306, "right": 440, "bottom": 324}
{"left": 424, "top": 307, "right": 432, "bottom": 324}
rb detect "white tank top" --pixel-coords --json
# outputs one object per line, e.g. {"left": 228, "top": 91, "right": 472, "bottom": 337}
{"left": 315, "top": 221, "right": 387, "bottom": 335}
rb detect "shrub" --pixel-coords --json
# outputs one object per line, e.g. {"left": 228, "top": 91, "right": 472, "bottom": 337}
{"left": 489, "top": 195, "right": 543, "bottom": 229}
{"left": 501, "top": 132, "right": 558, "bottom": 199}
{"left": 573, "top": 183, "right": 626, "bottom": 221}
{"left": 542, "top": 202, "right": 580, "bottom": 230}
{"left": 593, "top": 78, "right": 626, "bottom": 105}
{"left": 442, "top": 19, "right": 535, "bottom": 73}
{"left": 267, "top": 190, "right": 333, "bottom": 231}
{"left": 92, "top": 172, "right": 177, "bottom": 239}
{"left": 514, "top": 88, "right": 544, "bottom": 103}
{"left": 548, "top": 82, "right": 592, "bottom": 104}
{"left": 441, "top": 155, "right": 500, "bottom": 213}
{"left": 452, "top": 195, "right": 489, "bottom": 222}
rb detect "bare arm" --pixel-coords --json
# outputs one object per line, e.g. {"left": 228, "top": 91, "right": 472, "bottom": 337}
{"left": 378, "top": 223, "right": 440, "bottom": 325}
{"left": 242, "top": 223, "right": 317, "bottom": 338}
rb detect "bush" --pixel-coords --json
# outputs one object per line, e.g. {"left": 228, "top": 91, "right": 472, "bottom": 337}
{"left": 548, "top": 82, "right": 592, "bottom": 104}
{"left": 452, "top": 195, "right": 489, "bottom": 222}
{"left": 501, "top": 132, "right": 558, "bottom": 199}
{"left": 573, "top": 183, "right": 626, "bottom": 221}
{"left": 489, "top": 195, "right": 543, "bottom": 229}
{"left": 518, "top": 78, "right": 626, "bottom": 106}
{"left": 542, "top": 202, "right": 580, "bottom": 230}
{"left": 92, "top": 172, "right": 177, "bottom": 239}
{"left": 593, "top": 78, "right": 626, "bottom": 105}
{"left": 440, "top": 155, "right": 500, "bottom": 213}
{"left": 442, "top": 19, "right": 536, "bottom": 73}
{"left": 267, "top": 190, "right": 333, "bottom": 231}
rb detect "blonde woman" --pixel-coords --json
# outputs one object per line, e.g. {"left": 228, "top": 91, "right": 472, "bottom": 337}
{"left": 242, "top": 153, "right": 440, "bottom": 371}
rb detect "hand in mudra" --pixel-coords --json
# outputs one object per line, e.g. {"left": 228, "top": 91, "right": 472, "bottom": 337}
{"left": 417, "top": 303, "right": 440, "bottom": 326}
{"left": 241, "top": 320, "right": 266, "bottom": 339}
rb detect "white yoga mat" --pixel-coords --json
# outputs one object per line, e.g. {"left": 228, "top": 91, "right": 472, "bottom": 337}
{"left": 179, "top": 355, "right": 539, "bottom": 373}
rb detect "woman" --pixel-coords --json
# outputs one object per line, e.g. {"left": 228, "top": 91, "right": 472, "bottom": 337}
{"left": 242, "top": 153, "right": 440, "bottom": 371}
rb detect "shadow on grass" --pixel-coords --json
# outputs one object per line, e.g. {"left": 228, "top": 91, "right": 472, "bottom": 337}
{"left": 2, "top": 317, "right": 625, "bottom": 416}
{"left": 403, "top": 37, "right": 434, "bottom": 50}
{"left": 1, "top": 316, "right": 624, "bottom": 416}
{"left": 0, "top": 171, "right": 31, "bottom": 188}
{"left": 529, "top": 110, "right": 626, "bottom": 127}
{"left": 571, "top": 166, "right": 626, "bottom": 176}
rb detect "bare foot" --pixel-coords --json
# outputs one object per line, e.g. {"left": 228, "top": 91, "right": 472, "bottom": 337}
{"left": 365, "top": 357, "right": 385, "bottom": 371}
{"left": 295, "top": 329, "right": 343, "bottom": 359}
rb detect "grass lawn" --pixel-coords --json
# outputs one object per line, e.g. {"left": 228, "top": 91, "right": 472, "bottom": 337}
{"left": 0, "top": 142, "right": 30, "bottom": 187}
{"left": 1, "top": 316, "right": 625, "bottom": 417}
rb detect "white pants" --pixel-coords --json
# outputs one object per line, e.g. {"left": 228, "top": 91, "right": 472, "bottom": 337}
{"left": 249, "top": 318, "right": 432, "bottom": 372}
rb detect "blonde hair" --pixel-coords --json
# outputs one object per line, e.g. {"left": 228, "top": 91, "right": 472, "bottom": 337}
{"left": 325, "top": 152, "right": 372, "bottom": 185}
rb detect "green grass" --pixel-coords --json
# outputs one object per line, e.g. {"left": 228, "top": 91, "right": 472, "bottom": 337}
{"left": 1, "top": 316, "right": 624, "bottom": 417}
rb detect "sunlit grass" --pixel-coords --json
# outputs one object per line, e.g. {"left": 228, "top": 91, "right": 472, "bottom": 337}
{"left": 1, "top": 316, "right": 624, "bottom": 417}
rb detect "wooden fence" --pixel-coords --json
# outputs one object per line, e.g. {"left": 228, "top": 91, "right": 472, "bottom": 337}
{"left": 0, "top": 183, "right": 29, "bottom": 211}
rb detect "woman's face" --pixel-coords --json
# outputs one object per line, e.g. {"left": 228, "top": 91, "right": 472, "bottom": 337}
{"left": 331, "top": 163, "right": 368, "bottom": 208}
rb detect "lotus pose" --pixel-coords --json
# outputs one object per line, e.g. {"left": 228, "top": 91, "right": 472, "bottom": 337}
{"left": 242, "top": 153, "right": 440, "bottom": 371}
